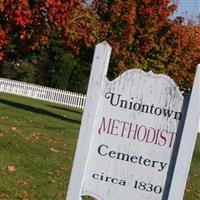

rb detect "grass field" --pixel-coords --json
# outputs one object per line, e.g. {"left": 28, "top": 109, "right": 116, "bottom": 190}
{"left": 0, "top": 93, "right": 199, "bottom": 200}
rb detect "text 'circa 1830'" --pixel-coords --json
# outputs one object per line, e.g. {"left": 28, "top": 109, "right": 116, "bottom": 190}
{"left": 67, "top": 42, "right": 199, "bottom": 200}
{"left": 81, "top": 69, "right": 183, "bottom": 200}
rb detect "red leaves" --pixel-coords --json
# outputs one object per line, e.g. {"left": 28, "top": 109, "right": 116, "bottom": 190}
{"left": 3, "top": 0, "right": 32, "bottom": 28}
{"left": 0, "top": 0, "right": 96, "bottom": 57}
{"left": 13, "top": 8, "right": 32, "bottom": 27}
{"left": 0, "top": 52, "right": 4, "bottom": 62}
{"left": 0, "top": 29, "right": 7, "bottom": 47}
{"left": 0, "top": 0, "right": 199, "bottom": 90}
{"left": 7, "top": 164, "right": 16, "bottom": 173}
{"left": 139, "top": 7, "right": 153, "bottom": 15}
{"left": 0, "top": 29, "right": 7, "bottom": 62}
{"left": 93, "top": 0, "right": 200, "bottom": 89}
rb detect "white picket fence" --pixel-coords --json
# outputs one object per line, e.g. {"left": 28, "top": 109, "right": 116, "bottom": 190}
{"left": 0, "top": 78, "right": 86, "bottom": 110}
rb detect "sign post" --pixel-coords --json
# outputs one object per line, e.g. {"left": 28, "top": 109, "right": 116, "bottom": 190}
{"left": 66, "top": 42, "right": 199, "bottom": 200}
{"left": 167, "top": 64, "right": 200, "bottom": 199}
{"left": 66, "top": 41, "right": 112, "bottom": 200}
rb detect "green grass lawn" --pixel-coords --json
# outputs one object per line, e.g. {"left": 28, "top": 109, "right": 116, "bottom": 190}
{"left": 0, "top": 93, "right": 82, "bottom": 200}
{"left": 0, "top": 93, "right": 199, "bottom": 200}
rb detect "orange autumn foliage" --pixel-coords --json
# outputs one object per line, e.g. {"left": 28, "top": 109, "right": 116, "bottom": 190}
{"left": 0, "top": 0, "right": 199, "bottom": 90}
{"left": 92, "top": 0, "right": 200, "bottom": 89}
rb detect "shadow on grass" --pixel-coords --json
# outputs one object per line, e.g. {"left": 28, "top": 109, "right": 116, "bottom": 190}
{"left": 47, "top": 105, "right": 83, "bottom": 115}
{"left": 0, "top": 98, "right": 81, "bottom": 125}
{"left": 192, "top": 150, "right": 200, "bottom": 163}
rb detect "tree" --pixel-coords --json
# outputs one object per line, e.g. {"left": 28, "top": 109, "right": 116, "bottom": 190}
{"left": 0, "top": 0, "right": 199, "bottom": 92}
{"left": 92, "top": 0, "right": 200, "bottom": 90}
{"left": 0, "top": 0, "right": 100, "bottom": 61}
{"left": 0, "top": 0, "right": 100, "bottom": 92}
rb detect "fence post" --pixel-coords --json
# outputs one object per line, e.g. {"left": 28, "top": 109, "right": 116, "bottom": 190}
{"left": 167, "top": 64, "right": 200, "bottom": 199}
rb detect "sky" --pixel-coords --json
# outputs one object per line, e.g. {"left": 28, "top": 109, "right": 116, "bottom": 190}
{"left": 172, "top": 0, "right": 200, "bottom": 22}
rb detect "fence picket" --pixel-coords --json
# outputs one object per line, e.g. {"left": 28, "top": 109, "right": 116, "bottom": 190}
{"left": 0, "top": 78, "right": 86, "bottom": 110}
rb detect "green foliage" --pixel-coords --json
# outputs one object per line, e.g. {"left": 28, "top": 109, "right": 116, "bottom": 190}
{"left": 0, "top": 60, "right": 35, "bottom": 83}
{"left": 68, "top": 61, "right": 90, "bottom": 93}
{"left": 0, "top": 41, "right": 79, "bottom": 90}
{"left": 67, "top": 47, "right": 94, "bottom": 93}
{"left": 34, "top": 50, "right": 77, "bottom": 90}
{"left": 52, "top": 53, "right": 77, "bottom": 90}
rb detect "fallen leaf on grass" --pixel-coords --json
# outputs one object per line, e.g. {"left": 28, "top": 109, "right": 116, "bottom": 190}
{"left": 57, "top": 191, "right": 64, "bottom": 198}
{"left": 196, "top": 190, "right": 200, "bottom": 197}
{"left": 0, "top": 193, "right": 9, "bottom": 199}
{"left": 47, "top": 138, "right": 54, "bottom": 143}
{"left": 48, "top": 176, "right": 56, "bottom": 183}
{"left": 11, "top": 127, "right": 17, "bottom": 132}
{"left": 30, "top": 132, "right": 40, "bottom": 140}
{"left": 19, "top": 180, "right": 28, "bottom": 188}
{"left": 50, "top": 148, "right": 60, "bottom": 153}
{"left": 7, "top": 165, "right": 16, "bottom": 173}
{"left": 1, "top": 116, "right": 8, "bottom": 120}
{"left": 17, "top": 191, "right": 30, "bottom": 200}
{"left": 185, "top": 187, "right": 192, "bottom": 193}
{"left": 0, "top": 133, "right": 3, "bottom": 137}
{"left": 48, "top": 171, "right": 53, "bottom": 175}
{"left": 60, "top": 167, "right": 68, "bottom": 172}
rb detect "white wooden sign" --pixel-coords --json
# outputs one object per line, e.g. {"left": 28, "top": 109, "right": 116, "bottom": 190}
{"left": 66, "top": 42, "right": 200, "bottom": 200}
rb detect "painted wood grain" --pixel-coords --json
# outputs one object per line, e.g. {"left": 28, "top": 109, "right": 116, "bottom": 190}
{"left": 66, "top": 41, "right": 112, "bottom": 200}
